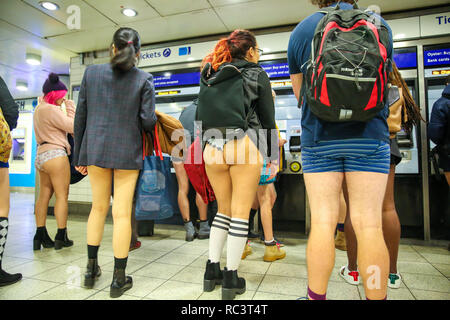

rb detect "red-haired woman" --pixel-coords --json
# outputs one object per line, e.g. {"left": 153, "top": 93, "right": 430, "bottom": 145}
{"left": 33, "top": 73, "right": 75, "bottom": 250}
{"left": 198, "top": 29, "right": 278, "bottom": 300}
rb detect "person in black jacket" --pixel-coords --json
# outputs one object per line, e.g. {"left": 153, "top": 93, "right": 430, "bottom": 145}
{"left": 0, "top": 75, "right": 22, "bottom": 286}
{"left": 73, "top": 27, "right": 157, "bottom": 298}
{"left": 198, "top": 29, "right": 278, "bottom": 300}
{"left": 429, "top": 75, "right": 450, "bottom": 186}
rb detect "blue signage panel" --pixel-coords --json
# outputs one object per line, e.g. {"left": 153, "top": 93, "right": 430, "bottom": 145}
{"left": 424, "top": 48, "right": 450, "bottom": 67}
{"left": 154, "top": 72, "right": 200, "bottom": 88}
{"left": 261, "top": 63, "right": 290, "bottom": 78}
{"left": 153, "top": 62, "right": 291, "bottom": 88}
{"left": 393, "top": 52, "right": 417, "bottom": 69}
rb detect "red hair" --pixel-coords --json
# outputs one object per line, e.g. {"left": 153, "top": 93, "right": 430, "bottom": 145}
{"left": 204, "top": 30, "right": 257, "bottom": 71}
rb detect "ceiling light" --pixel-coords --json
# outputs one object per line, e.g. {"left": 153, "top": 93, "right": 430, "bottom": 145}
{"left": 39, "top": 1, "right": 59, "bottom": 11}
{"left": 164, "top": 72, "right": 172, "bottom": 77}
{"left": 121, "top": 8, "right": 138, "bottom": 17}
{"left": 16, "top": 80, "right": 28, "bottom": 91}
{"left": 26, "top": 53, "right": 41, "bottom": 66}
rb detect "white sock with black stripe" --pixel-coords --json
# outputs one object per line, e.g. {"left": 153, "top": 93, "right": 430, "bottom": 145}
{"left": 209, "top": 213, "right": 232, "bottom": 263}
{"left": 226, "top": 218, "right": 249, "bottom": 271}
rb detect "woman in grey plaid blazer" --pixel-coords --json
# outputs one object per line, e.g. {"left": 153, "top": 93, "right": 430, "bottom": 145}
{"left": 73, "top": 27, "right": 157, "bottom": 298}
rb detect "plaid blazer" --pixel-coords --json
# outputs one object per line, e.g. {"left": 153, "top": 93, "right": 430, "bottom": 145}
{"left": 73, "top": 63, "right": 157, "bottom": 170}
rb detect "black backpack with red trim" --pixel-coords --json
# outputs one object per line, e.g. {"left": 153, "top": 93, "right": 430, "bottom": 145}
{"left": 302, "top": 1, "right": 391, "bottom": 122}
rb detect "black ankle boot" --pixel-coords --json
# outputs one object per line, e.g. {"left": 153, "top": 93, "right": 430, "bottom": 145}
{"left": 110, "top": 268, "right": 133, "bottom": 298}
{"left": 54, "top": 228, "right": 73, "bottom": 250}
{"left": 222, "top": 268, "right": 246, "bottom": 300}
{"left": 0, "top": 268, "right": 22, "bottom": 287}
{"left": 33, "top": 227, "right": 55, "bottom": 250}
{"left": 203, "top": 260, "right": 223, "bottom": 292}
{"left": 84, "top": 259, "right": 101, "bottom": 289}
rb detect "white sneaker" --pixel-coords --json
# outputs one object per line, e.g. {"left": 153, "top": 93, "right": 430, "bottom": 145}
{"left": 388, "top": 273, "right": 402, "bottom": 289}
{"left": 339, "top": 265, "right": 360, "bottom": 285}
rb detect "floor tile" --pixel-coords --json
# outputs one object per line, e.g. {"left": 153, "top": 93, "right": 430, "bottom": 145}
{"left": 419, "top": 253, "right": 450, "bottom": 265}
{"left": 270, "top": 252, "right": 307, "bottom": 266}
{"left": 410, "top": 289, "right": 450, "bottom": 300}
{"left": 0, "top": 256, "right": 33, "bottom": 269}
{"left": 155, "top": 252, "right": 201, "bottom": 266}
{"left": 397, "top": 261, "right": 443, "bottom": 276}
{"left": 432, "top": 263, "right": 450, "bottom": 277}
{"left": 402, "top": 273, "right": 450, "bottom": 293}
{"left": 30, "top": 283, "right": 99, "bottom": 300}
{"left": 145, "top": 239, "right": 188, "bottom": 252}
{"left": 412, "top": 245, "right": 450, "bottom": 256}
{"left": 0, "top": 278, "right": 60, "bottom": 300}
{"left": 4, "top": 260, "right": 62, "bottom": 278}
{"left": 327, "top": 281, "right": 361, "bottom": 300}
{"left": 145, "top": 280, "right": 203, "bottom": 300}
{"left": 258, "top": 274, "right": 307, "bottom": 296}
{"left": 396, "top": 251, "right": 428, "bottom": 263}
{"left": 252, "top": 291, "right": 299, "bottom": 300}
{"left": 127, "top": 248, "right": 168, "bottom": 262}
{"left": 172, "top": 244, "right": 209, "bottom": 256}
{"left": 266, "top": 262, "right": 308, "bottom": 279}
{"left": 133, "top": 262, "right": 186, "bottom": 280}
{"left": 237, "top": 259, "right": 271, "bottom": 275}
{"left": 170, "top": 266, "right": 204, "bottom": 284}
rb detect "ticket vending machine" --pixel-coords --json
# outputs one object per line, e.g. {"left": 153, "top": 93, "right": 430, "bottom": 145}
{"left": 423, "top": 43, "right": 450, "bottom": 240}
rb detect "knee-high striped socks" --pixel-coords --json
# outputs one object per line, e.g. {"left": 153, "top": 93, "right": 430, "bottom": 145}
{"left": 208, "top": 214, "right": 249, "bottom": 271}
{"left": 209, "top": 213, "right": 231, "bottom": 263}
{"left": 226, "top": 218, "right": 249, "bottom": 271}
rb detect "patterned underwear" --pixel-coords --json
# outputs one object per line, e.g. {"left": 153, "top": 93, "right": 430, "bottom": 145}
{"left": 35, "top": 149, "right": 67, "bottom": 171}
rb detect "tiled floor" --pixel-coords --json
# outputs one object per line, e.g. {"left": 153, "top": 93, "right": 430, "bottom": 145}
{"left": 1, "top": 192, "right": 449, "bottom": 300}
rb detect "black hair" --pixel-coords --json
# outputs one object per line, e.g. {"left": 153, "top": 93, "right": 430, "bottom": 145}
{"left": 110, "top": 27, "right": 141, "bottom": 72}
{"left": 446, "top": 74, "right": 450, "bottom": 86}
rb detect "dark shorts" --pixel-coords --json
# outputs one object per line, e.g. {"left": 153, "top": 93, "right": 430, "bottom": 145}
{"left": 390, "top": 138, "right": 402, "bottom": 166}
{"left": 0, "top": 160, "right": 8, "bottom": 168}
{"left": 301, "top": 139, "right": 391, "bottom": 174}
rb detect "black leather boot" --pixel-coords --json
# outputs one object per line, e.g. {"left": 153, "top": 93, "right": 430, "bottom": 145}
{"left": 203, "top": 260, "right": 223, "bottom": 292}
{"left": 84, "top": 259, "right": 101, "bottom": 289}
{"left": 110, "top": 268, "right": 133, "bottom": 298}
{"left": 222, "top": 268, "right": 246, "bottom": 300}
{"left": 33, "top": 226, "right": 55, "bottom": 250}
{"left": 0, "top": 268, "right": 22, "bottom": 287}
{"left": 54, "top": 228, "right": 73, "bottom": 250}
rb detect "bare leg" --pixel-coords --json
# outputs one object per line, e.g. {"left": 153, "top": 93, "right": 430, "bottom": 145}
{"left": 257, "top": 185, "right": 274, "bottom": 242}
{"left": 42, "top": 156, "right": 70, "bottom": 229}
{"left": 382, "top": 165, "right": 401, "bottom": 274}
{"left": 112, "top": 169, "right": 139, "bottom": 259}
{"left": 87, "top": 166, "right": 112, "bottom": 246}
{"left": 345, "top": 171, "right": 389, "bottom": 300}
{"left": 173, "top": 161, "right": 191, "bottom": 222}
{"left": 34, "top": 170, "right": 54, "bottom": 227}
{"left": 304, "top": 172, "right": 343, "bottom": 297}
{"left": 196, "top": 192, "right": 208, "bottom": 221}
